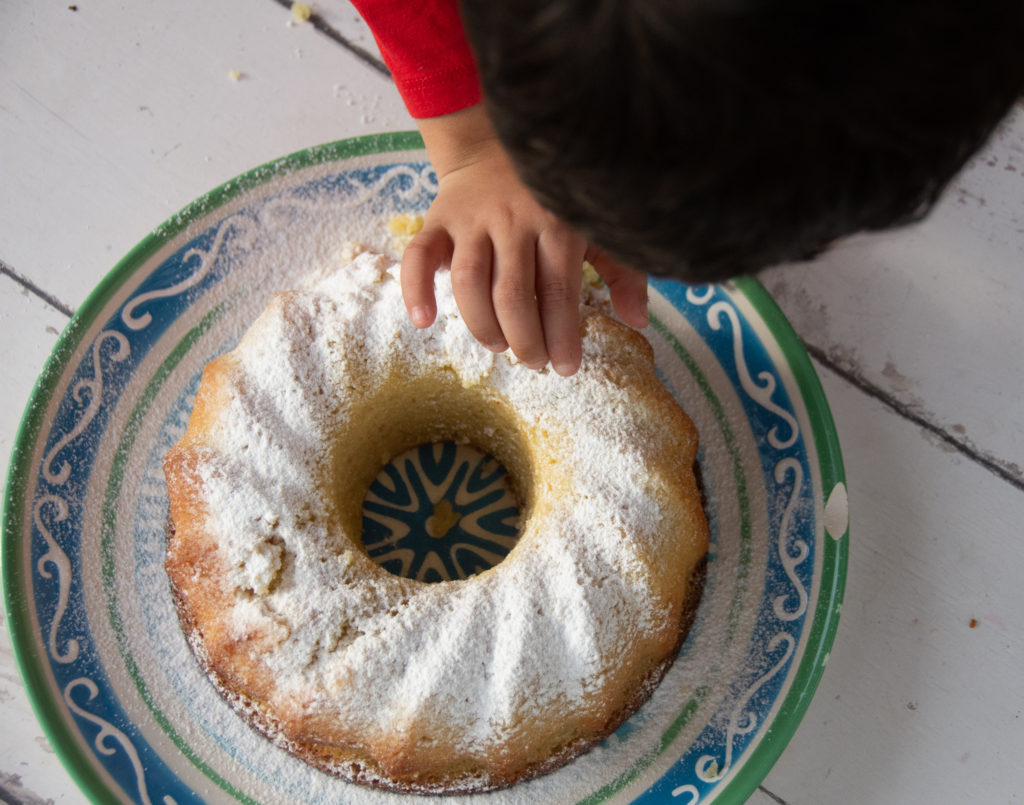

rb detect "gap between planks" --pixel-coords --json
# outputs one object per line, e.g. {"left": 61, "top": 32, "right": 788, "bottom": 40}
{"left": 269, "top": 0, "right": 391, "bottom": 77}
{"left": 758, "top": 785, "right": 793, "bottom": 805}
{"left": 0, "top": 258, "right": 74, "bottom": 319}
{"left": 806, "top": 342, "right": 1024, "bottom": 493}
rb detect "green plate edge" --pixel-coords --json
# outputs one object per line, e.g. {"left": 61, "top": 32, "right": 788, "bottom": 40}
{"left": 1, "top": 130, "right": 848, "bottom": 805}
{"left": 717, "top": 276, "right": 849, "bottom": 803}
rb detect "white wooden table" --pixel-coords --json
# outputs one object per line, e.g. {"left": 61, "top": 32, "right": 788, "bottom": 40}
{"left": 2, "top": 2, "right": 1022, "bottom": 803}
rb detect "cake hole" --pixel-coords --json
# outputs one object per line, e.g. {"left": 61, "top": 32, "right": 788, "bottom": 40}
{"left": 360, "top": 442, "right": 521, "bottom": 583}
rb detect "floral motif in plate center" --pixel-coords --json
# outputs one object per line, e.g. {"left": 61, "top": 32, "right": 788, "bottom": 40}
{"left": 361, "top": 442, "right": 521, "bottom": 582}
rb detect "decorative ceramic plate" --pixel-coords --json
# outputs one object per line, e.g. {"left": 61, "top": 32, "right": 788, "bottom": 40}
{"left": 3, "top": 133, "right": 848, "bottom": 805}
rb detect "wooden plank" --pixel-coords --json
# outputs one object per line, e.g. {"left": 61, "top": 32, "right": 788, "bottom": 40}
{"left": 0, "top": 0, "right": 412, "bottom": 309}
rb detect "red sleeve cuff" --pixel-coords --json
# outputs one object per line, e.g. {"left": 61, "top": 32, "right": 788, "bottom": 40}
{"left": 389, "top": 64, "right": 481, "bottom": 119}
{"left": 351, "top": 0, "right": 482, "bottom": 119}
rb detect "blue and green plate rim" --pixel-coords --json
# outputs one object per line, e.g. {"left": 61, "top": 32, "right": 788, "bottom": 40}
{"left": 2, "top": 131, "right": 848, "bottom": 805}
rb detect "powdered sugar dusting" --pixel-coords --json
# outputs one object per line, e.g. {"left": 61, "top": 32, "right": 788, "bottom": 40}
{"left": 182, "top": 247, "right": 699, "bottom": 784}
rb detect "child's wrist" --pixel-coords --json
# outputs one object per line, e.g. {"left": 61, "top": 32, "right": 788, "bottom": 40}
{"left": 417, "top": 104, "right": 506, "bottom": 178}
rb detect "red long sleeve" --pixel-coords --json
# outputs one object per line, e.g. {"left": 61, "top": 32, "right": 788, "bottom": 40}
{"left": 350, "top": 0, "right": 481, "bottom": 118}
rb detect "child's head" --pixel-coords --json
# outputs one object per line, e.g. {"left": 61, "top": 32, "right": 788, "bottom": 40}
{"left": 461, "top": 0, "right": 1024, "bottom": 283}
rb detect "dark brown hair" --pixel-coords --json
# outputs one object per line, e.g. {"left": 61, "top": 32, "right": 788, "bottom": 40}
{"left": 461, "top": 0, "right": 1024, "bottom": 282}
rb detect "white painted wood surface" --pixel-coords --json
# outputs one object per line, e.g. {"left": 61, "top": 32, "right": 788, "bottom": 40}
{"left": 760, "top": 105, "right": 1024, "bottom": 486}
{"left": 1, "top": 2, "right": 1021, "bottom": 803}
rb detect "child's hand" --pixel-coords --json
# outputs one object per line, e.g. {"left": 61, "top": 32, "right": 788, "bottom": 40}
{"left": 402, "top": 106, "right": 648, "bottom": 377}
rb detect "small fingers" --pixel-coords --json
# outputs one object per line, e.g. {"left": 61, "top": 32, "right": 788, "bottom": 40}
{"left": 536, "top": 232, "right": 584, "bottom": 376}
{"left": 450, "top": 236, "right": 508, "bottom": 353}
{"left": 491, "top": 234, "right": 547, "bottom": 369}
{"left": 401, "top": 228, "right": 452, "bottom": 328}
{"left": 588, "top": 249, "right": 649, "bottom": 329}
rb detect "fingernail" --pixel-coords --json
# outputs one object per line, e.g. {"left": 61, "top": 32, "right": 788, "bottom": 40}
{"left": 553, "top": 360, "right": 579, "bottom": 377}
{"left": 410, "top": 306, "right": 434, "bottom": 327}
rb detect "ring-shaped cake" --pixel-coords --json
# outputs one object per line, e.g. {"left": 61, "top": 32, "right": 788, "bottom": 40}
{"left": 164, "top": 248, "right": 709, "bottom": 793}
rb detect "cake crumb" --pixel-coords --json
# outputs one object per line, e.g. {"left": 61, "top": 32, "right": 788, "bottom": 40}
{"left": 387, "top": 213, "right": 424, "bottom": 236}
{"left": 387, "top": 213, "right": 425, "bottom": 252}
{"left": 582, "top": 260, "right": 604, "bottom": 288}
{"left": 291, "top": 2, "right": 313, "bottom": 22}
{"left": 228, "top": 70, "right": 244, "bottom": 82}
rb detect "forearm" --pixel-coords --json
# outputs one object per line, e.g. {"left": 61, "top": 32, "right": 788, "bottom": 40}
{"left": 417, "top": 104, "right": 507, "bottom": 179}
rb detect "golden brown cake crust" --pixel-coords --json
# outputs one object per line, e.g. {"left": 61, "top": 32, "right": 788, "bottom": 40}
{"left": 164, "top": 250, "right": 709, "bottom": 794}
